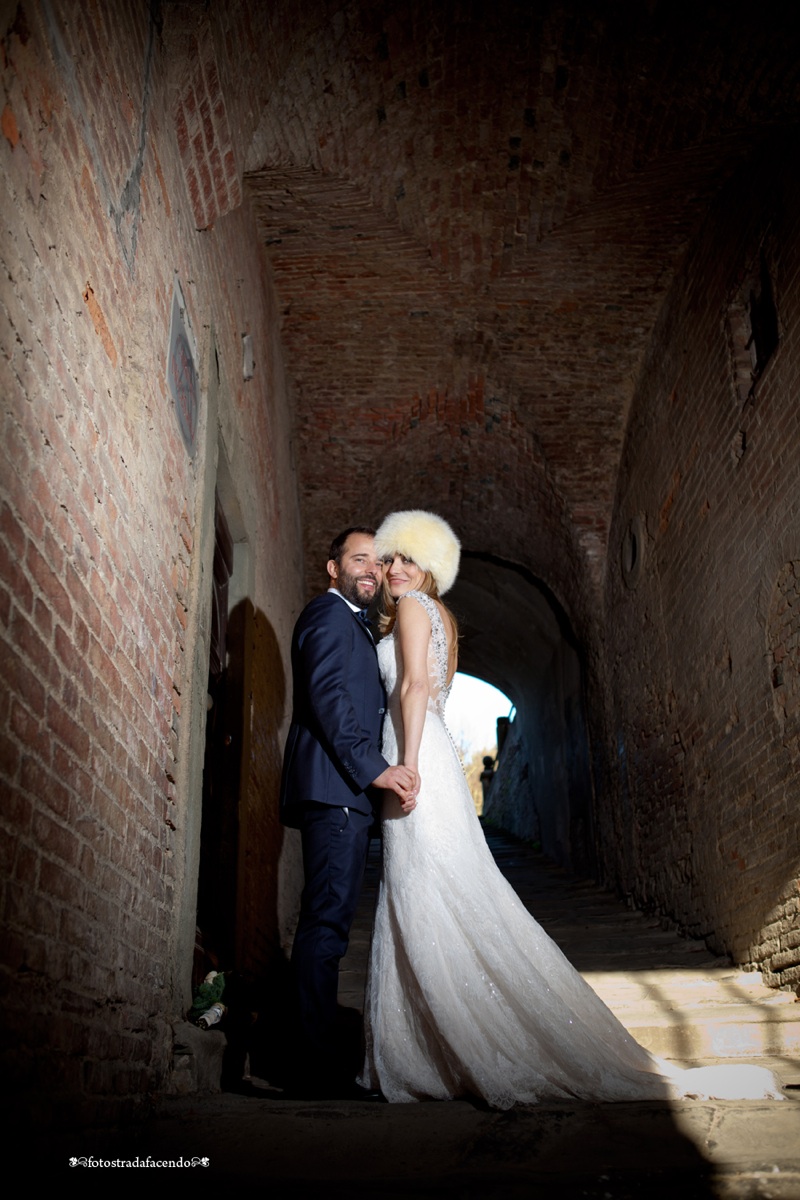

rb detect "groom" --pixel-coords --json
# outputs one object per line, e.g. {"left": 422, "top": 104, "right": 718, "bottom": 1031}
{"left": 280, "top": 526, "right": 417, "bottom": 1096}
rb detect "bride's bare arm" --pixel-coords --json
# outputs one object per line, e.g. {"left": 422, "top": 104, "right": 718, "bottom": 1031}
{"left": 396, "top": 596, "right": 431, "bottom": 781}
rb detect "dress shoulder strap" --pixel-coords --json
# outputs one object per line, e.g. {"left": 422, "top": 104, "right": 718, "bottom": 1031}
{"left": 398, "top": 588, "right": 438, "bottom": 623}
{"left": 398, "top": 590, "right": 448, "bottom": 695}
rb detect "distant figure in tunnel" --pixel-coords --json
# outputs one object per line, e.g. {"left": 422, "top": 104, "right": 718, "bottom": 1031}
{"left": 358, "top": 509, "right": 784, "bottom": 1107}
{"left": 280, "top": 526, "right": 417, "bottom": 1098}
{"left": 479, "top": 754, "right": 495, "bottom": 805}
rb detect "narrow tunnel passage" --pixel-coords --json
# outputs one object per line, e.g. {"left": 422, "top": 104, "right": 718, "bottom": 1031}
{"left": 451, "top": 555, "right": 596, "bottom": 877}
{"left": 1, "top": 0, "right": 798, "bottom": 1133}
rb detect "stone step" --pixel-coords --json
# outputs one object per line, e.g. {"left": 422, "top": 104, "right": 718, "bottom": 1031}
{"left": 585, "top": 967, "right": 800, "bottom": 1066}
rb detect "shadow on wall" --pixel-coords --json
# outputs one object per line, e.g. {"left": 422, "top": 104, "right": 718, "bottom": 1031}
{"left": 231, "top": 599, "right": 287, "bottom": 975}
{"left": 193, "top": 599, "right": 295, "bottom": 1087}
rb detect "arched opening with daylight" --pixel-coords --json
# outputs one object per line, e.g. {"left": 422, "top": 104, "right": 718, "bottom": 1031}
{"left": 450, "top": 556, "right": 596, "bottom": 875}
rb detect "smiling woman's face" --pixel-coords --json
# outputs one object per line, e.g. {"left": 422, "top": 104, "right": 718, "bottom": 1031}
{"left": 382, "top": 553, "right": 425, "bottom": 598}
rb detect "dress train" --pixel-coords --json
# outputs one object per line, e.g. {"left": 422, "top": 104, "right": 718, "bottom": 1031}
{"left": 358, "top": 591, "right": 784, "bottom": 1108}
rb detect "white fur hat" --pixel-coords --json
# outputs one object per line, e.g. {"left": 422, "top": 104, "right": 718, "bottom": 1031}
{"left": 374, "top": 510, "right": 461, "bottom": 595}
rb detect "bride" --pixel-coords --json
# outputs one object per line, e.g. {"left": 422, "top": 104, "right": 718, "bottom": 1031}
{"left": 358, "top": 509, "right": 784, "bottom": 1108}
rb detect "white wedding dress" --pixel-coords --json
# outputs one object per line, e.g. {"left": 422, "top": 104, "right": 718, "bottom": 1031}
{"left": 359, "top": 590, "right": 784, "bottom": 1108}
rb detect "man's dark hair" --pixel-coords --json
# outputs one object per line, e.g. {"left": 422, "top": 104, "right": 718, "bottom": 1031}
{"left": 329, "top": 526, "right": 375, "bottom": 565}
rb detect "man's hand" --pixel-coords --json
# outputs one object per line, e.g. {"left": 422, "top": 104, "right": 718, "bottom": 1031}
{"left": 373, "top": 764, "right": 419, "bottom": 811}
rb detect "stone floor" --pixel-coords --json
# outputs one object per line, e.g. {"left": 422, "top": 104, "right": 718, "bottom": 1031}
{"left": 55, "top": 827, "right": 800, "bottom": 1195}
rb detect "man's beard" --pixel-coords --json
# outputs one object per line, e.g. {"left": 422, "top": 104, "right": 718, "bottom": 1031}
{"left": 336, "top": 567, "right": 377, "bottom": 608}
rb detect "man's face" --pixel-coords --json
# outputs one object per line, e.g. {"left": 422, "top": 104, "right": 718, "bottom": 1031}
{"left": 327, "top": 533, "right": 380, "bottom": 607}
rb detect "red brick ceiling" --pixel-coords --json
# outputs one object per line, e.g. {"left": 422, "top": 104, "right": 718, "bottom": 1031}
{"left": 243, "top": 0, "right": 800, "bottom": 629}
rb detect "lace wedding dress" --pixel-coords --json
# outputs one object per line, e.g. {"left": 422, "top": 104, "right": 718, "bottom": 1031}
{"left": 359, "top": 590, "right": 784, "bottom": 1108}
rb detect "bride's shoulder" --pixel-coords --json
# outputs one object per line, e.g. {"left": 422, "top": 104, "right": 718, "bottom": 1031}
{"left": 397, "top": 589, "right": 436, "bottom": 618}
{"left": 397, "top": 591, "right": 445, "bottom": 636}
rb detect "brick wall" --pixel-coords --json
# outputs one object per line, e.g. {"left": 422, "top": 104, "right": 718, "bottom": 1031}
{"left": 0, "top": 1, "right": 302, "bottom": 1126}
{"left": 602, "top": 143, "right": 800, "bottom": 988}
{"left": 2, "top": 0, "right": 799, "bottom": 1133}
{"left": 246, "top": 0, "right": 800, "bottom": 649}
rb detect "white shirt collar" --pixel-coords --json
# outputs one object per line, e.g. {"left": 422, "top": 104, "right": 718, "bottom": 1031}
{"left": 328, "top": 586, "right": 361, "bottom": 614}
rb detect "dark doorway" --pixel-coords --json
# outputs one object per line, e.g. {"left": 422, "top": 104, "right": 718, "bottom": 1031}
{"left": 194, "top": 492, "right": 242, "bottom": 985}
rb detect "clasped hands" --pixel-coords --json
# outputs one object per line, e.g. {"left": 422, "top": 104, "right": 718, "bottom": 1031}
{"left": 373, "top": 764, "right": 419, "bottom": 813}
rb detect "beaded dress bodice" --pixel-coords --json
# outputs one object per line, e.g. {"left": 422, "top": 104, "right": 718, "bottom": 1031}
{"left": 377, "top": 589, "right": 451, "bottom": 722}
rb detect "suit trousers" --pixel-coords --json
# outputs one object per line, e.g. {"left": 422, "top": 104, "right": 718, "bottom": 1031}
{"left": 291, "top": 801, "right": 373, "bottom": 1083}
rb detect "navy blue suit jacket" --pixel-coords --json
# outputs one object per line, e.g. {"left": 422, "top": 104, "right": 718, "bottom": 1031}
{"left": 280, "top": 592, "right": 389, "bottom": 828}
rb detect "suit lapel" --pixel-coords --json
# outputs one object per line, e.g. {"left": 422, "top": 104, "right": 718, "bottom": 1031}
{"left": 353, "top": 609, "right": 377, "bottom": 649}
